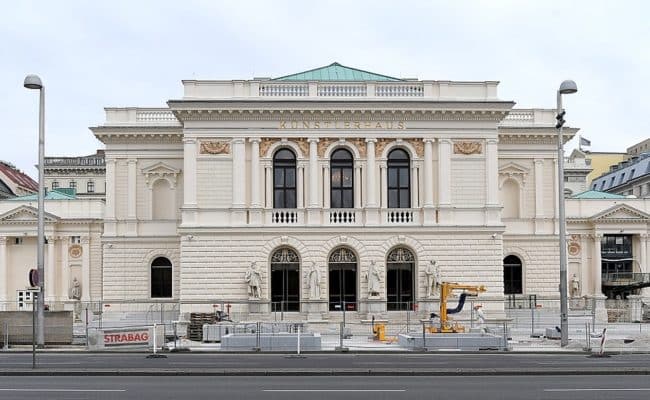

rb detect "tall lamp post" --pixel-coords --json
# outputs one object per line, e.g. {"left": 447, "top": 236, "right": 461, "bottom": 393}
{"left": 24, "top": 74, "right": 45, "bottom": 347}
{"left": 556, "top": 80, "right": 578, "bottom": 347}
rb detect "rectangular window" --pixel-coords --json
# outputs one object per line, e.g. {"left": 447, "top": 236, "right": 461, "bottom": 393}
{"left": 151, "top": 267, "right": 172, "bottom": 298}
{"left": 70, "top": 236, "right": 81, "bottom": 244}
{"left": 619, "top": 173, "right": 626, "bottom": 184}
{"left": 69, "top": 181, "right": 77, "bottom": 189}
{"left": 87, "top": 181, "right": 95, "bottom": 193}
{"left": 51, "top": 181, "right": 59, "bottom": 189}
{"left": 14, "top": 237, "right": 23, "bottom": 245}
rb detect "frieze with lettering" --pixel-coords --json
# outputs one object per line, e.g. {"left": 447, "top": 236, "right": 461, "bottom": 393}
{"left": 279, "top": 121, "right": 405, "bottom": 130}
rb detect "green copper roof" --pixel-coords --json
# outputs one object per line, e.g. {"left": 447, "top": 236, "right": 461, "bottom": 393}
{"left": 9, "top": 189, "right": 77, "bottom": 201}
{"left": 571, "top": 190, "right": 628, "bottom": 199}
{"left": 274, "top": 62, "right": 402, "bottom": 82}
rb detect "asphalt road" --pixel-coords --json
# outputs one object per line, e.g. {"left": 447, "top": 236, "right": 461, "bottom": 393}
{"left": 0, "top": 376, "right": 649, "bottom": 399}
{"left": 1, "top": 352, "right": 650, "bottom": 374}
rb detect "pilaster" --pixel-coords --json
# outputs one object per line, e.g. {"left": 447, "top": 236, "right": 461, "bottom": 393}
{"left": 264, "top": 165, "right": 272, "bottom": 208}
{"left": 105, "top": 159, "right": 117, "bottom": 235}
{"left": 593, "top": 234, "right": 603, "bottom": 296}
{"left": 534, "top": 158, "right": 544, "bottom": 233}
{"left": 183, "top": 138, "right": 198, "bottom": 207}
{"left": 379, "top": 162, "right": 388, "bottom": 208}
{"left": 126, "top": 158, "right": 138, "bottom": 235}
{"left": 297, "top": 162, "right": 306, "bottom": 209}
{"left": 61, "top": 237, "right": 69, "bottom": 302}
{"left": 307, "top": 139, "right": 320, "bottom": 225}
{"left": 437, "top": 138, "right": 452, "bottom": 224}
{"left": 81, "top": 236, "right": 90, "bottom": 302}
{"left": 322, "top": 164, "right": 330, "bottom": 209}
{"left": 485, "top": 139, "right": 499, "bottom": 205}
{"left": 249, "top": 138, "right": 263, "bottom": 225}
{"left": 354, "top": 164, "right": 362, "bottom": 209}
{"left": 0, "top": 237, "right": 7, "bottom": 306}
{"left": 45, "top": 236, "right": 56, "bottom": 302}
{"left": 231, "top": 138, "right": 247, "bottom": 225}
{"left": 641, "top": 234, "right": 649, "bottom": 297}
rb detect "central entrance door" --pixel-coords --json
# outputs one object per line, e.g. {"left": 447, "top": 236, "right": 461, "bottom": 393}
{"left": 328, "top": 247, "right": 357, "bottom": 311}
{"left": 386, "top": 248, "right": 414, "bottom": 311}
{"left": 270, "top": 248, "right": 300, "bottom": 312}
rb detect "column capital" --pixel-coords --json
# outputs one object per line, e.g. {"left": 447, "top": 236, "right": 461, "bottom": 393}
{"left": 105, "top": 158, "right": 117, "bottom": 165}
{"left": 439, "top": 138, "right": 453, "bottom": 145}
{"left": 378, "top": 161, "right": 387, "bottom": 169}
{"left": 127, "top": 158, "right": 138, "bottom": 165}
{"left": 308, "top": 138, "right": 319, "bottom": 144}
{"left": 534, "top": 158, "right": 544, "bottom": 165}
{"left": 423, "top": 138, "right": 435, "bottom": 144}
{"left": 0, "top": 236, "right": 7, "bottom": 245}
{"left": 297, "top": 161, "right": 309, "bottom": 169}
{"left": 486, "top": 138, "right": 499, "bottom": 145}
{"left": 183, "top": 137, "right": 198, "bottom": 145}
{"left": 365, "top": 138, "right": 377, "bottom": 144}
{"left": 641, "top": 233, "right": 648, "bottom": 239}
{"left": 80, "top": 236, "right": 90, "bottom": 245}
{"left": 231, "top": 138, "right": 246, "bottom": 144}
{"left": 249, "top": 137, "right": 261, "bottom": 144}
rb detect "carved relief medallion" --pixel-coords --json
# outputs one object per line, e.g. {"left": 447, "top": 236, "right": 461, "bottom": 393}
{"left": 200, "top": 141, "right": 231, "bottom": 155}
{"left": 568, "top": 234, "right": 581, "bottom": 256}
{"left": 69, "top": 244, "right": 83, "bottom": 259}
{"left": 453, "top": 141, "right": 483, "bottom": 155}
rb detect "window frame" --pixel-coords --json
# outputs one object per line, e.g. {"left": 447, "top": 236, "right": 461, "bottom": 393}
{"left": 330, "top": 148, "right": 354, "bottom": 209}
{"left": 273, "top": 149, "right": 297, "bottom": 209}
{"left": 387, "top": 148, "right": 411, "bottom": 209}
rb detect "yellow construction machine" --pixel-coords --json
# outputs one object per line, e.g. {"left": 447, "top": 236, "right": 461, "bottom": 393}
{"left": 428, "top": 282, "right": 486, "bottom": 333}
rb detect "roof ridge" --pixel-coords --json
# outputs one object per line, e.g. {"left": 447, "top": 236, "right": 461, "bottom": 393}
{"left": 273, "top": 62, "right": 403, "bottom": 81}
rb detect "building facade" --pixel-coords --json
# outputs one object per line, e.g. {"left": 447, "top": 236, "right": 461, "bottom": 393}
{"left": 0, "top": 161, "right": 37, "bottom": 200}
{"left": 591, "top": 152, "right": 650, "bottom": 198}
{"left": 44, "top": 151, "right": 106, "bottom": 199}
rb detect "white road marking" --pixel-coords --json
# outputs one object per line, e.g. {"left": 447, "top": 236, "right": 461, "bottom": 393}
{"left": 0, "top": 389, "right": 126, "bottom": 392}
{"left": 545, "top": 388, "right": 650, "bottom": 392}
{"left": 264, "top": 389, "right": 406, "bottom": 392}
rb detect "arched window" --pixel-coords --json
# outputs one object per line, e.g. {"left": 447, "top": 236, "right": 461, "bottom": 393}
{"left": 503, "top": 255, "right": 523, "bottom": 295}
{"left": 386, "top": 247, "right": 414, "bottom": 311}
{"left": 501, "top": 179, "right": 520, "bottom": 218}
{"left": 330, "top": 149, "right": 354, "bottom": 208}
{"left": 387, "top": 149, "right": 410, "bottom": 208}
{"left": 270, "top": 248, "right": 300, "bottom": 312}
{"left": 151, "top": 257, "right": 172, "bottom": 298}
{"left": 152, "top": 179, "right": 175, "bottom": 219}
{"left": 328, "top": 247, "right": 357, "bottom": 311}
{"left": 273, "top": 149, "right": 297, "bottom": 208}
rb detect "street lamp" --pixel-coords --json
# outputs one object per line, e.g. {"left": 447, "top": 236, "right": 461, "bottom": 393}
{"left": 556, "top": 79, "right": 577, "bottom": 347}
{"left": 24, "top": 74, "right": 45, "bottom": 347}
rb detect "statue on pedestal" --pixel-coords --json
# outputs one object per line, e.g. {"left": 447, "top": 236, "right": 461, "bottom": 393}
{"left": 69, "top": 277, "right": 82, "bottom": 300}
{"left": 367, "top": 260, "right": 381, "bottom": 298}
{"left": 570, "top": 274, "right": 581, "bottom": 298}
{"left": 425, "top": 260, "right": 440, "bottom": 298}
{"left": 245, "top": 261, "right": 262, "bottom": 299}
{"left": 307, "top": 262, "right": 321, "bottom": 300}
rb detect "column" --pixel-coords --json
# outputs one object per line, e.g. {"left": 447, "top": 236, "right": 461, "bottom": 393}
{"left": 265, "top": 166, "right": 272, "bottom": 208}
{"left": 297, "top": 164, "right": 305, "bottom": 208}
{"left": 365, "top": 139, "right": 378, "bottom": 207}
{"left": 354, "top": 165, "right": 362, "bottom": 208}
{"left": 249, "top": 138, "right": 262, "bottom": 208}
{"left": 323, "top": 165, "right": 330, "bottom": 209}
{"left": 411, "top": 165, "right": 419, "bottom": 208}
{"left": 486, "top": 139, "right": 499, "bottom": 205}
{"left": 46, "top": 236, "right": 56, "bottom": 302}
{"left": 183, "top": 138, "right": 198, "bottom": 207}
{"left": 81, "top": 237, "right": 90, "bottom": 302}
{"left": 593, "top": 234, "right": 603, "bottom": 296}
{"left": 423, "top": 139, "right": 434, "bottom": 207}
{"left": 307, "top": 139, "right": 319, "bottom": 208}
{"left": 105, "top": 159, "right": 117, "bottom": 235}
{"left": 534, "top": 159, "right": 544, "bottom": 218}
{"left": 127, "top": 159, "right": 137, "bottom": 218}
{"left": 0, "top": 237, "right": 7, "bottom": 306}
{"left": 61, "top": 237, "right": 69, "bottom": 302}
{"left": 231, "top": 138, "right": 246, "bottom": 208}
{"left": 641, "top": 234, "right": 649, "bottom": 297}
{"left": 380, "top": 163, "right": 388, "bottom": 208}
{"left": 437, "top": 139, "right": 452, "bottom": 206}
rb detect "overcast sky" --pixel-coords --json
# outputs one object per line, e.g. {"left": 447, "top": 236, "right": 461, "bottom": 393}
{"left": 1, "top": 0, "right": 648, "bottom": 178}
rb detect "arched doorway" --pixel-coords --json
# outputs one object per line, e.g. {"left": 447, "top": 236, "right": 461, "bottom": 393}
{"left": 270, "top": 248, "right": 300, "bottom": 312}
{"left": 503, "top": 255, "right": 523, "bottom": 295}
{"left": 386, "top": 247, "right": 414, "bottom": 310}
{"left": 329, "top": 247, "right": 357, "bottom": 311}
{"left": 151, "top": 257, "right": 172, "bottom": 298}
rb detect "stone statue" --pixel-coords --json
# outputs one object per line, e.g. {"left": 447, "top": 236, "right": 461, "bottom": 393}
{"left": 69, "top": 277, "right": 82, "bottom": 300}
{"left": 425, "top": 260, "right": 440, "bottom": 298}
{"left": 367, "top": 260, "right": 381, "bottom": 297}
{"left": 570, "top": 274, "right": 580, "bottom": 298}
{"left": 307, "top": 262, "right": 321, "bottom": 300}
{"left": 245, "top": 261, "right": 262, "bottom": 299}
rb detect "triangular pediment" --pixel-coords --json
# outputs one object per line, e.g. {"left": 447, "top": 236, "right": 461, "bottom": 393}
{"left": 0, "top": 205, "right": 59, "bottom": 224}
{"left": 274, "top": 62, "right": 402, "bottom": 82}
{"left": 141, "top": 162, "right": 180, "bottom": 176}
{"left": 590, "top": 203, "right": 650, "bottom": 223}
{"left": 499, "top": 162, "right": 530, "bottom": 175}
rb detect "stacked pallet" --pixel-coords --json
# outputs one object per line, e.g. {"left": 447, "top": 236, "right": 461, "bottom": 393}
{"left": 188, "top": 313, "right": 215, "bottom": 342}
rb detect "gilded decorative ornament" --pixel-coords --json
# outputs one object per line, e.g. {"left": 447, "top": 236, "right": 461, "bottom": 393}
{"left": 200, "top": 141, "right": 231, "bottom": 155}
{"left": 317, "top": 138, "right": 335, "bottom": 157}
{"left": 69, "top": 244, "right": 83, "bottom": 259}
{"left": 293, "top": 138, "right": 310, "bottom": 158}
{"left": 453, "top": 141, "right": 483, "bottom": 155}
{"left": 259, "top": 138, "right": 279, "bottom": 157}
{"left": 406, "top": 139, "right": 424, "bottom": 157}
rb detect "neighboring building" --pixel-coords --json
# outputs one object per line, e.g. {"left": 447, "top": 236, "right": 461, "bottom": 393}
{"left": 43, "top": 151, "right": 106, "bottom": 199}
{"left": 627, "top": 138, "right": 650, "bottom": 158}
{"left": 0, "top": 161, "right": 38, "bottom": 200}
{"left": 590, "top": 152, "right": 650, "bottom": 198}
{"left": 0, "top": 189, "right": 104, "bottom": 310}
{"left": 564, "top": 149, "right": 593, "bottom": 198}
{"left": 585, "top": 152, "right": 627, "bottom": 184}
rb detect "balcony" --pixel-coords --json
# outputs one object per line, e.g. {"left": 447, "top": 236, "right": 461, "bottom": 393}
{"left": 327, "top": 209, "right": 361, "bottom": 225}
{"left": 382, "top": 209, "right": 420, "bottom": 224}
{"left": 266, "top": 209, "right": 303, "bottom": 225}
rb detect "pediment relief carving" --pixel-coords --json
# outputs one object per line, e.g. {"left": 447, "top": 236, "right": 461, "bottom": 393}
{"left": 0, "top": 206, "right": 58, "bottom": 224}
{"left": 590, "top": 204, "right": 650, "bottom": 223}
{"left": 141, "top": 162, "right": 181, "bottom": 189}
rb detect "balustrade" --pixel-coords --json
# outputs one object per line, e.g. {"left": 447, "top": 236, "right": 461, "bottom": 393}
{"left": 383, "top": 209, "right": 418, "bottom": 224}
{"left": 328, "top": 209, "right": 358, "bottom": 224}
{"left": 375, "top": 84, "right": 424, "bottom": 97}
{"left": 259, "top": 84, "right": 308, "bottom": 97}
{"left": 268, "top": 209, "right": 301, "bottom": 224}
{"left": 317, "top": 84, "right": 367, "bottom": 97}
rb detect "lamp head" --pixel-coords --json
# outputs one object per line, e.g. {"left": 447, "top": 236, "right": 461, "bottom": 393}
{"left": 559, "top": 80, "right": 577, "bottom": 94}
{"left": 24, "top": 74, "right": 43, "bottom": 90}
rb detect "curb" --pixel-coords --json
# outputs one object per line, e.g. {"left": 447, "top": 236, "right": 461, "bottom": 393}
{"left": 0, "top": 368, "right": 650, "bottom": 376}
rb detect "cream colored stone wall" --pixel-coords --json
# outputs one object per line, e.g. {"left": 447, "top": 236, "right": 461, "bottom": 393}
{"left": 451, "top": 158, "right": 486, "bottom": 206}
{"left": 503, "top": 237, "right": 560, "bottom": 297}
{"left": 196, "top": 158, "right": 232, "bottom": 208}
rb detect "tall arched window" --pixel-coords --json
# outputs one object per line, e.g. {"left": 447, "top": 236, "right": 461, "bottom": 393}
{"left": 503, "top": 255, "right": 523, "bottom": 295}
{"left": 273, "top": 149, "right": 297, "bottom": 208}
{"left": 328, "top": 247, "right": 357, "bottom": 311}
{"left": 151, "top": 257, "right": 172, "bottom": 298}
{"left": 386, "top": 247, "right": 414, "bottom": 311}
{"left": 387, "top": 148, "right": 410, "bottom": 208}
{"left": 330, "top": 149, "right": 354, "bottom": 208}
{"left": 501, "top": 179, "right": 520, "bottom": 218}
{"left": 270, "top": 248, "right": 300, "bottom": 312}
